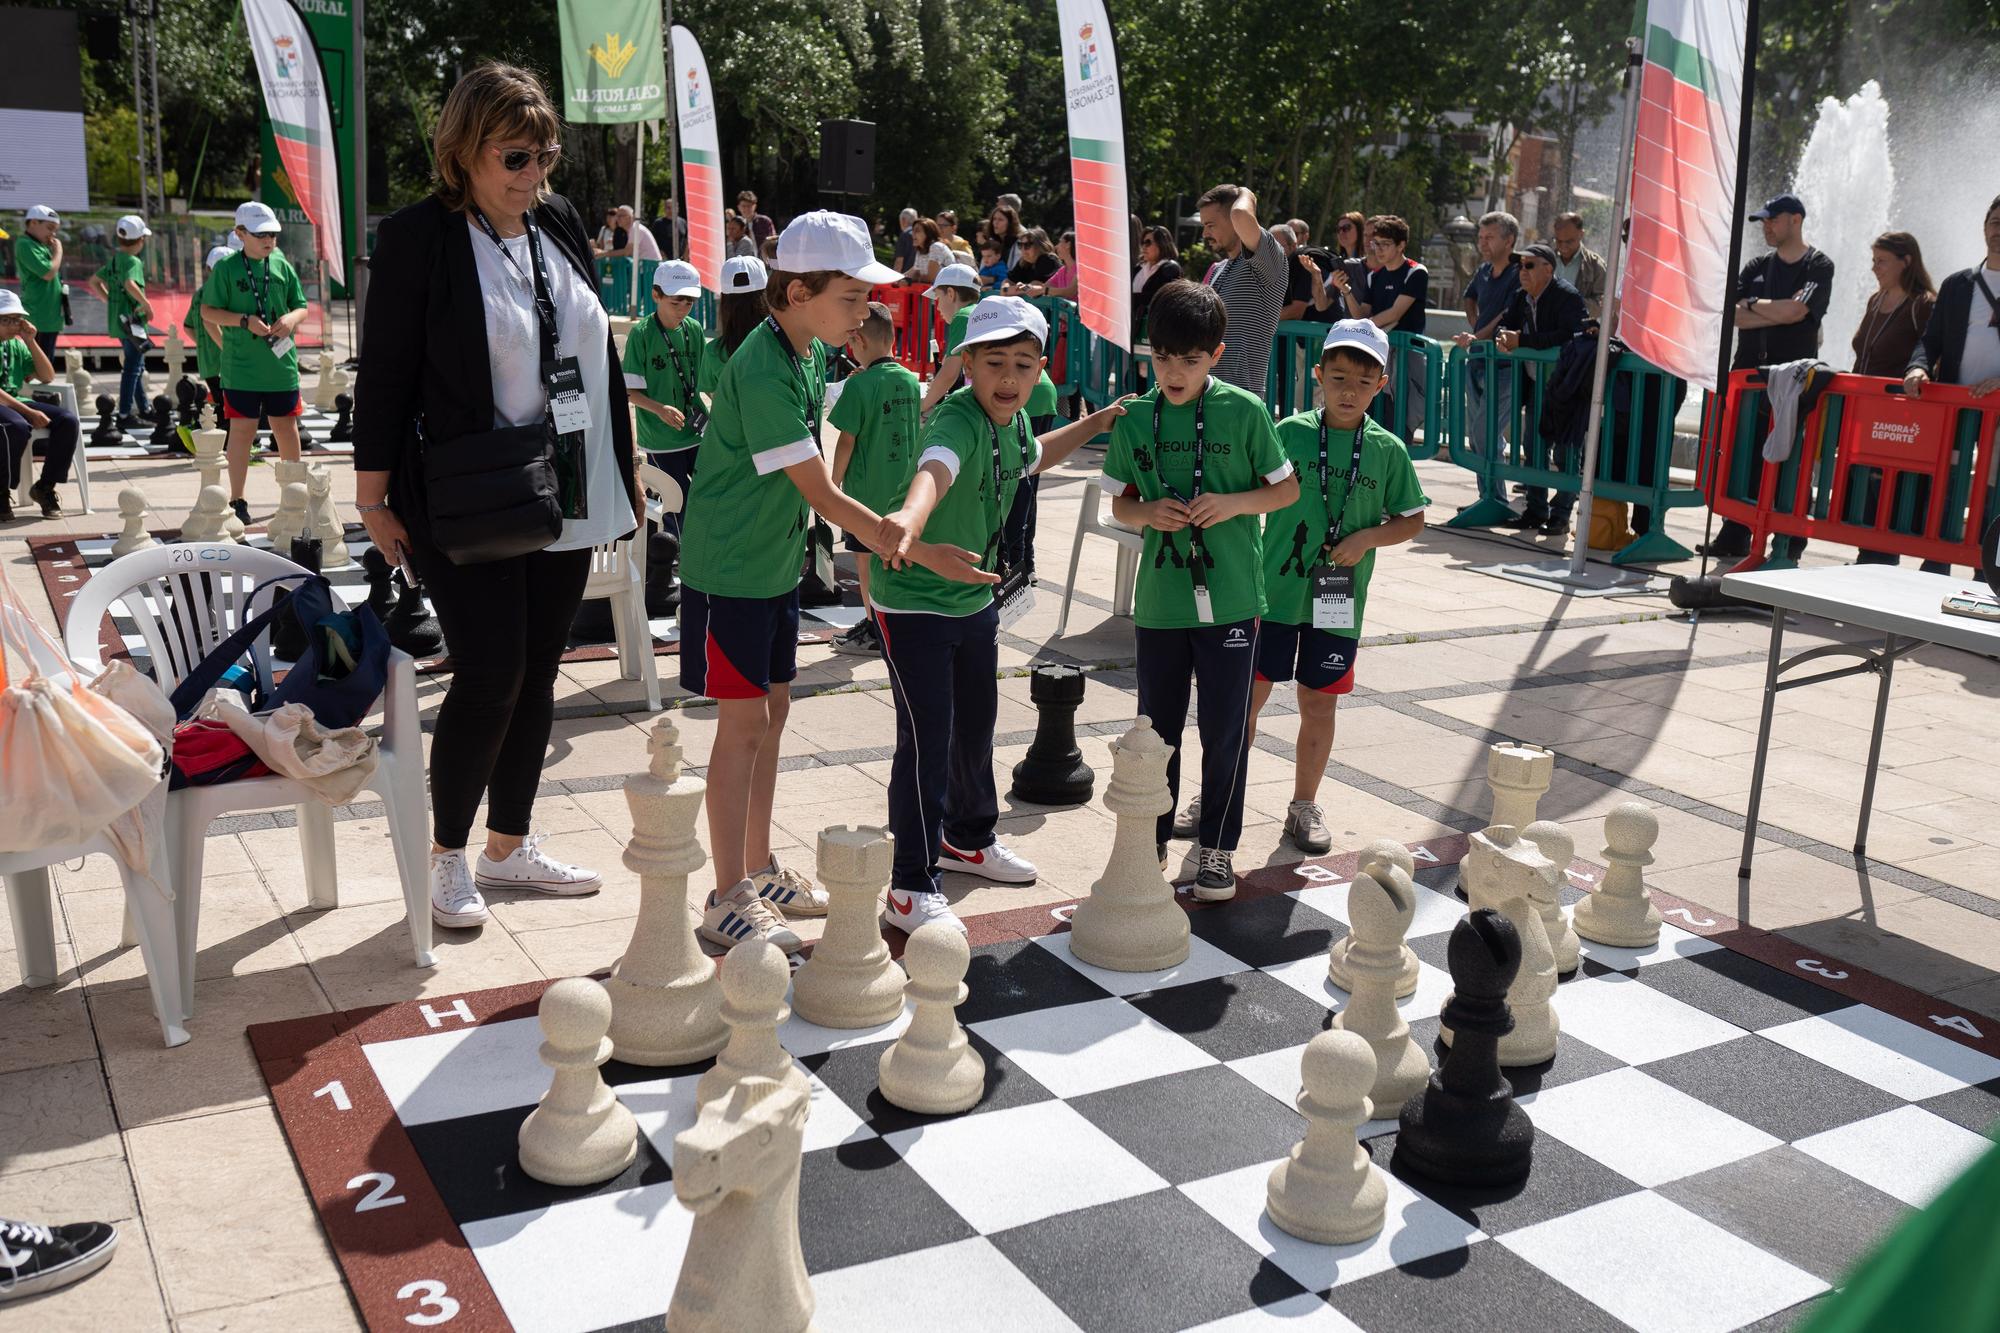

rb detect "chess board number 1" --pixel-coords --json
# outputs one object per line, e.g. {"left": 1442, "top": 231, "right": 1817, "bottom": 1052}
{"left": 313, "top": 1079, "right": 352, "bottom": 1112}
{"left": 397, "top": 1279, "right": 460, "bottom": 1326}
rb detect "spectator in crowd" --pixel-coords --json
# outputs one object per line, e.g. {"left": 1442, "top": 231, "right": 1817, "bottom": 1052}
{"left": 759, "top": 235, "right": 779, "bottom": 263}
{"left": 16, "top": 206, "right": 64, "bottom": 363}
{"left": 1853, "top": 232, "right": 1936, "bottom": 378}
{"left": 354, "top": 61, "right": 632, "bottom": 930}
{"left": 1550, "top": 212, "right": 1606, "bottom": 318}
{"left": 1318, "top": 214, "right": 1430, "bottom": 432}
{"left": 605, "top": 204, "right": 661, "bottom": 262}
{"left": 725, "top": 213, "right": 755, "bottom": 259}
{"left": 1028, "top": 231, "right": 1079, "bottom": 302}
{"left": 937, "top": 210, "right": 973, "bottom": 259}
{"left": 0, "top": 290, "right": 79, "bottom": 520}
{"left": 1333, "top": 212, "right": 1366, "bottom": 260}
{"left": 1132, "top": 224, "right": 1183, "bottom": 341}
{"left": 1451, "top": 210, "right": 1523, "bottom": 512}
{"left": 1497, "top": 243, "right": 1590, "bottom": 537}
{"left": 1004, "top": 228, "right": 1059, "bottom": 289}
{"left": 647, "top": 197, "right": 687, "bottom": 260}
{"left": 736, "top": 190, "right": 775, "bottom": 245}
{"left": 976, "top": 236, "right": 1009, "bottom": 293}
{"left": 1271, "top": 223, "right": 1312, "bottom": 322}
{"left": 1197, "top": 182, "right": 1287, "bottom": 394}
{"left": 988, "top": 204, "right": 1025, "bottom": 270}
{"left": 1130, "top": 212, "right": 1145, "bottom": 265}
{"left": 892, "top": 207, "right": 919, "bottom": 272}
{"left": 1287, "top": 218, "right": 1313, "bottom": 248}
{"left": 594, "top": 206, "right": 620, "bottom": 254}
{"left": 996, "top": 192, "right": 1024, "bottom": 217}
{"left": 904, "top": 217, "right": 952, "bottom": 284}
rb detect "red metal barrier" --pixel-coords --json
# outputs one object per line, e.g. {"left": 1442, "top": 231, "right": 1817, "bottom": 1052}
{"left": 869, "top": 283, "right": 945, "bottom": 377}
{"left": 1705, "top": 369, "right": 1999, "bottom": 571}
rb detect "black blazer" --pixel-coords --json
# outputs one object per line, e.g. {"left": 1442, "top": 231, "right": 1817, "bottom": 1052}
{"left": 1501, "top": 276, "right": 1590, "bottom": 350}
{"left": 354, "top": 192, "right": 637, "bottom": 540}
{"left": 1909, "top": 268, "right": 1997, "bottom": 386}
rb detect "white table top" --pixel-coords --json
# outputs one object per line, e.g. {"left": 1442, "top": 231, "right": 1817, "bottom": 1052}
{"left": 1722, "top": 564, "right": 2000, "bottom": 657}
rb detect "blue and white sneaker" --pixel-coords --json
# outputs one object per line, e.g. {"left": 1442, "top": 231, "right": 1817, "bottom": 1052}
{"left": 699, "top": 879, "right": 804, "bottom": 954}
{"left": 935, "top": 838, "right": 1038, "bottom": 884}
{"left": 751, "top": 857, "right": 829, "bottom": 917}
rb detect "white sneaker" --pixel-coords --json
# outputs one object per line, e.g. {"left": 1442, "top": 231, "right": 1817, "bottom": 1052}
{"left": 883, "top": 888, "right": 966, "bottom": 935}
{"left": 699, "top": 879, "right": 804, "bottom": 954}
{"left": 751, "top": 857, "right": 829, "bottom": 917}
{"left": 936, "top": 838, "right": 1038, "bottom": 884}
{"left": 431, "top": 850, "right": 489, "bottom": 928}
{"left": 475, "top": 834, "right": 602, "bottom": 895}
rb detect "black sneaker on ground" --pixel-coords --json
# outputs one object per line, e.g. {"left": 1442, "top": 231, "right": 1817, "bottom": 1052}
{"left": 30, "top": 480, "right": 59, "bottom": 518}
{"left": 1193, "top": 847, "right": 1237, "bottom": 902}
{"left": 1540, "top": 517, "right": 1572, "bottom": 538}
{"left": 1503, "top": 512, "right": 1546, "bottom": 531}
{"left": 0, "top": 1217, "right": 119, "bottom": 1301}
{"left": 0, "top": 496, "right": 13, "bottom": 522}
{"left": 830, "top": 619, "right": 879, "bottom": 656}
{"left": 1695, "top": 540, "right": 1749, "bottom": 560}
{"left": 230, "top": 497, "right": 251, "bottom": 527}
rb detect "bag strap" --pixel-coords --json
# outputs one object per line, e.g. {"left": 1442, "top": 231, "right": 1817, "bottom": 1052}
{"left": 167, "top": 573, "right": 327, "bottom": 720}
{"left": 0, "top": 563, "right": 84, "bottom": 694}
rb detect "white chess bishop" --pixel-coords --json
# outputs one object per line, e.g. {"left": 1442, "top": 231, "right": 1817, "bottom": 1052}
{"left": 1328, "top": 838, "right": 1421, "bottom": 997}
{"left": 1330, "top": 848, "right": 1432, "bottom": 1108}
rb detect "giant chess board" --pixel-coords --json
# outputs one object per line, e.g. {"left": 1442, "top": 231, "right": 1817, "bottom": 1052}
{"left": 250, "top": 837, "right": 2000, "bottom": 1332}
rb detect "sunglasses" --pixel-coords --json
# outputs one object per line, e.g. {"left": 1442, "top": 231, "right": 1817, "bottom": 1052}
{"left": 1339, "top": 223, "right": 1358, "bottom": 232}
{"left": 494, "top": 144, "right": 561, "bottom": 173}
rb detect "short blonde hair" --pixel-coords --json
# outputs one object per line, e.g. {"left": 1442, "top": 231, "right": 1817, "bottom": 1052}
{"left": 432, "top": 63, "right": 562, "bottom": 211}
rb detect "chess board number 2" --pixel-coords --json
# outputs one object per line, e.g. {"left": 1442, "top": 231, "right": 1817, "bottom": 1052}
{"left": 397, "top": 1279, "right": 459, "bottom": 1326}
{"left": 349, "top": 1172, "right": 407, "bottom": 1213}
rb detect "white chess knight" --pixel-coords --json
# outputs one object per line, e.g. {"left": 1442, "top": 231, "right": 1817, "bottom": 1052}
{"left": 791, "top": 826, "right": 904, "bottom": 1030}
{"left": 1265, "top": 1028, "right": 1388, "bottom": 1245}
{"left": 1442, "top": 826, "right": 1560, "bottom": 1067}
{"left": 1068, "top": 717, "right": 1189, "bottom": 972}
{"left": 667, "top": 1072, "right": 815, "bottom": 1333}
{"left": 878, "top": 920, "right": 985, "bottom": 1114}
{"left": 695, "top": 938, "right": 809, "bottom": 1108}
{"left": 111, "top": 488, "right": 158, "bottom": 558}
{"left": 313, "top": 351, "right": 339, "bottom": 412}
{"left": 604, "top": 717, "right": 727, "bottom": 1066}
{"left": 178, "top": 485, "right": 237, "bottom": 543}
{"left": 1573, "top": 802, "right": 1663, "bottom": 948}
{"left": 517, "top": 977, "right": 640, "bottom": 1187}
{"left": 1488, "top": 742, "right": 1556, "bottom": 830}
{"left": 1521, "top": 820, "right": 1582, "bottom": 974}
{"left": 1330, "top": 849, "right": 1432, "bottom": 1108}
{"left": 305, "top": 463, "right": 351, "bottom": 567}
{"left": 1328, "top": 838, "right": 1421, "bottom": 997}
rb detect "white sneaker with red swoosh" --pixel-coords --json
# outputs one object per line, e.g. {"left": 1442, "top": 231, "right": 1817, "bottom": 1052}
{"left": 935, "top": 838, "right": 1038, "bottom": 884}
{"left": 883, "top": 889, "right": 966, "bottom": 935}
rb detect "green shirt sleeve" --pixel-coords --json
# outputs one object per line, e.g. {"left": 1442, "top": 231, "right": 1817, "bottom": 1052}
{"left": 916, "top": 391, "right": 981, "bottom": 483}
{"left": 282, "top": 258, "right": 306, "bottom": 313}
{"left": 698, "top": 339, "right": 726, "bottom": 394}
{"left": 828, "top": 370, "right": 870, "bottom": 435}
{"left": 1379, "top": 440, "right": 1429, "bottom": 516}
{"left": 199, "top": 262, "right": 229, "bottom": 311}
{"left": 1102, "top": 406, "right": 1143, "bottom": 491}
{"left": 945, "top": 308, "right": 970, "bottom": 355}
{"left": 737, "top": 337, "right": 819, "bottom": 472}
{"left": 1246, "top": 403, "right": 1287, "bottom": 483}
{"left": 16, "top": 239, "right": 50, "bottom": 281}
{"left": 620, "top": 323, "right": 648, "bottom": 381}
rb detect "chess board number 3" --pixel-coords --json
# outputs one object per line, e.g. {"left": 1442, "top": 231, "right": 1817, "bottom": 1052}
{"left": 397, "top": 1278, "right": 460, "bottom": 1326}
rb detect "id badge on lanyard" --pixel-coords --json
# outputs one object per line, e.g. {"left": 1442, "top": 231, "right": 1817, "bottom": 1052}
{"left": 1309, "top": 411, "right": 1364, "bottom": 631}
{"left": 544, "top": 357, "right": 591, "bottom": 435}
{"left": 1157, "top": 386, "right": 1215, "bottom": 622}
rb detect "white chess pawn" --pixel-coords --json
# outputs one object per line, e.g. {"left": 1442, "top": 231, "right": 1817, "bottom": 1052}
{"left": 1329, "top": 838, "right": 1421, "bottom": 997}
{"left": 1265, "top": 1028, "right": 1387, "bottom": 1245}
{"left": 268, "top": 480, "right": 311, "bottom": 553}
{"left": 179, "top": 485, "right": 233, "bottom": 543}
{"left": 110, "top": 488, "right": 157, "bottom": 557}
{"left": 1573, "top": 803, "right": 1662, "bottom": 948}
{"left": 1330, "top": 851, "right": 1432, "bottom": 1108}
{"left": 1488, "top": 742, "right": 1556, "bottom": 830}
{"left": 306, "top": 463, "right": 351, "bottom": 567}
{"left": 1521, "top": 820, "right": 1581, "bottom": 974}
{"left": 605, "top": 717, "right": 728, "bottom": 1066}
{"left": 878, "top": 921, "right": 985, "bottom": 1114}
{"left": 1069, "top": 717, "right": 1190, "bottom": 971}
{"left": 694, "top": 938, "right": 808, "bottom": 1107}
{"left": 517, "top": 977, "right": 640, "bottom": 1187}
{"left": 791, "top": 825, "right": 904, "bottom": 1029}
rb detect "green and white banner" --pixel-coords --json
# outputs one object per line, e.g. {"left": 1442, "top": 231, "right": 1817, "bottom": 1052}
{"left": 1056, "top": 0, "right": 1131, "bottom": 349}
{"left": 558, "top": 0, "right": 668, "bottom": 125}
{"left": 671, "top": 25, "right": 724, "bottom": 292}
{"left": 241, "top": 0, "right": 345, "bottom": 285}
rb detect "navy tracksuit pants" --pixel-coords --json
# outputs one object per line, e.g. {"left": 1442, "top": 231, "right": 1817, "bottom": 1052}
{"left": 877, "top": 604, "right": 1001, "bottom": 897}
{"left": 1136, "top": 618, "right": 1260, "bottom": 851}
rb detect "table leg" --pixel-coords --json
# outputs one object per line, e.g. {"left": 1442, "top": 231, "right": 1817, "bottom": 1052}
{"left": 1739, "top": 612, "right": 1786, "bottom": 878}
{"left": 1855, "top": 632, "right": 1898, "bottom": 857}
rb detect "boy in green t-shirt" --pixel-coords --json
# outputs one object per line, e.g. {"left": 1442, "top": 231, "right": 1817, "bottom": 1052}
{"left": 621, "top": 258, "right": 710, "bottom": 542}
{"left": 872, "top": 296, "right": 1129, "bottom": 934}
{"left": 85, "top": 213, "right": 153, "bottom": 427}
{"left": 827, "top": 301, "right": 921, "bottom": 656}
{"left": 1252, "top": 320, "right": 1427, "bottom": 853}
{"left": 918, "top": 263, "right": 982, "bottom": 417}
{"left": 0, "top": 288, "right": 79, "bottom": 520}
{"left": 17, "top": 206, "right": 65, "bottom": 365}
{"left": 1102, "top": 280, "right": 1299, "bottom": 899}
{"left": 200, "top": 202, "right": 309, "bottom": 526}
{"left": 675, "top": 211, "right": 993, "bottom": 955}
{"left": 184, "top": 243, "right": 234, "bottom": 409}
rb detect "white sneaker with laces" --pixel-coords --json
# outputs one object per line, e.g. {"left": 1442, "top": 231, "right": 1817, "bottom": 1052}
{"left": 431, "top": 850, "right": 489, "bottom": 928}
{"left": 699, "top": 880, "right": 804, "bottom": 954}
{"left": 935, "top": 838, "right": 1037, "bottom": 884}
{"left": 751, "top": 857, "right": 829, "bottom": 917}
{"left": 475, "top": 834, "right": 603, "bottom": 895}
{"left": 883, "top": 888, "right": 966, "bottom": 935}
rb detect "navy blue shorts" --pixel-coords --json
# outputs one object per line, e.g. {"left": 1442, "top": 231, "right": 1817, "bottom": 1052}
{"left": 221, "top": 387, "right": 302, "bottom": 420}
{"left": 1256, "top": 622, "right": 1359, "bottom": 694}
{"left": 678, "top": 586, "right": 800, "bottom": 699}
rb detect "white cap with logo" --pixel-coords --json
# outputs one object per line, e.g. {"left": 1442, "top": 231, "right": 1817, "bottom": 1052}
{"left": 234, "top": 201, "right": 282, "bottom": 235}
{"left": 1321, "top": 318, "right": 1391, "bottom": 367}
{"left": 720, "top": 256, "right": 768, "bottom": 292}
{"left": 774, "top": 211, "right": 900, "bottom": 285}
{"left": 0, "top": 290, "right": 24, "bottom": 318}
{"left": 114, "top": 214, "right": 151, "bottom": 241}
{"left": 24, "top": 205, "right": 58, "bottom": 224}
{"left": 956, "top": 295, "right": 1047, "bottom": 351}
{"left": 650, "top": 259, "right": 703, "bottom": 298}
{"left": 926, "top": 263, "right": 981, "bottom": 298}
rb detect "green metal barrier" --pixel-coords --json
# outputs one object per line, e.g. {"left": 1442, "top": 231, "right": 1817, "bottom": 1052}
{"left": 1262, "top": 322, "right": 1446, "bottom": 460}
{"left": 1444, "top": 340, "right": 1699, "bottom": 565}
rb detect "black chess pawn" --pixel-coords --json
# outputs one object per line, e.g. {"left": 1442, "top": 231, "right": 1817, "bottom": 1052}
{"left": 1010, "top": 665, "right": 1095, "bottom": 805}
{"left": 358, "top": 546, "right": 397, "bottom": 620}
{"left": 92, "top": 394, "right": 123, "bottom": 446}
{"left": 644, "top": 525, "right": 680, "bottom": 618}
{"left": 1392, "top": 908, "right": 1536, "bottom": 1188}
{"left": 330, "top": 392, "right": 354, "bottom": 442}
{"left": 386, "top": 569, "right": 444, "bottom": 658}
{"left": 271, "top": 536, "right": 323, "bottom": 664}
{"left": 146, "top": 395, "right": 176, "bottom": 453}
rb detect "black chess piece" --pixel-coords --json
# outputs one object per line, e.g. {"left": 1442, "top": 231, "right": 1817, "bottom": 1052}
{"left": 92, "top": 394, "right": 123, "bottom": 447}
{"left": 146, "top": 396, "right": 178, "bottom": 454}
{"left": 175, "top": 377, "right": 205, "bottom": 430}
{"left": 386, "top": 569, "right": 444, "bottom": 658}
{"left": 1009, "top": 665, "right": 1095, "bottom": 806}
{"left": 1392, "top": 908, "right": 1535, "bottom": 1187}
{"left": 271, "top": 536, "right": 323, "bottom": 664}
{"left": 330, "top": 392, "right": 354, "bottom": 443}
{"left": 644, "top": 525, "right": 681, "bottom": 618}
{"left": 359, "top": 546, "right": 397, "bottom": 620}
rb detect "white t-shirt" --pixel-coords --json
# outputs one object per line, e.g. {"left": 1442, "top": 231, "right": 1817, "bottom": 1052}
{"left": 1959, "top": 264, "right": 2000, "bottom": 386}
{"left": 630, "top": 224, "right": 663, "bottom": 262}
{"left": 920, "top": 241, "right": 952, "bottom": 279}
{"left": 470, "top": 228, "right": 634, "bottom": 553}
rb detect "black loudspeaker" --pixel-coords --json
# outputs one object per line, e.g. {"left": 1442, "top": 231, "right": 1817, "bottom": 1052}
{"left": 85, "top": 14, "right": 120, "bottom": 62}
{"left": 817, "top": 120, "right": 876, "bottom": 197}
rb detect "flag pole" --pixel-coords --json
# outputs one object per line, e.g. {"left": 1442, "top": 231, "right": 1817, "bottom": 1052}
{"left": 631, "top": 121, "right": 645, "bottom": 315}
{"left": 351, "top": 0, "right": 368, "bottom": 359}
{"left": 664, "top": 0, "right": 679, "bottom": 258}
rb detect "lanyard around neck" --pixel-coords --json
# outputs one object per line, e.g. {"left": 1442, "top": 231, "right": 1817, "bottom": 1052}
{"left": 1317, "top": 412, "right": 1366, "bottom": 547}
{"left": 764, "top": 316, "right": 823, "bottom": 437}
{"left": 1151, "top": 379, "right": 1210, "bottom": 500}
{"left": 982, "top": 411, "right": 1030, "bottom": 571}
{"left": 657, "top": 318, "right": 698, "bottom": 402}
{"left": 244, "top": 255, "right": 272, "bottom": 324}
{"left": 471, "top": 206, "right": 560, "bottom": 363}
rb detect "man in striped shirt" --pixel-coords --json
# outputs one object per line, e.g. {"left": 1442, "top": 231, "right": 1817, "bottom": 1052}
{"left": 1198, "top": 184, "right": 1288, "bottom": 396}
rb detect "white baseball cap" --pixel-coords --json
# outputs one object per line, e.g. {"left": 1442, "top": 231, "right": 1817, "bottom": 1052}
{"left": 650, "top": 259, "right": 703, "bottom": 298}
{"left": 1321, "top": 318, "right": 1390, "bottom": 367}
{"left": 227, "top": 230, "right": 245, "bottom": 252}
{"left": 206, "top": 244, "right": 234, "bottom": 270}
{"left": 24, "top": 205, "right": 58, "bottom": 224}
{"left": 926, "top": 263, "right": 981, "bottom": 298}
{"left": 234, "top": 201, "right": 282, "bottom": 235}
{"left": 956, "top": 295, "right": 1047, "bottom": 352}
{"left": 720, "top": 256, "right": 768, "bottom": 292}
{"left": 115, "top": 214, "right": 151, "bottom": 241}
{"left": 775, "top": 211, "right": 900, "bottom": 285}
{"left": 0, "top": 289, "right": 24, "bottom": 317}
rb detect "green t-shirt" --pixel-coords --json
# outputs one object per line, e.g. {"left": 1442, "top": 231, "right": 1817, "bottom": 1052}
{"left": 679, "top": 320, "right": 827, "bottom": 598}
{"left": 96, "top": 251, "right": 145, "bottom": 338}
{"left": 183, "top": 302, "right": 221, "bottom": 380}
{"left": 1101, "top": 378, "right": 1290, "bottom": 629}
{"left": 870, "top": 386, "right": 1039, "bottom": 617}
{"left": 829, "top": 358, "right": 922, "bottom": 516}
{"left": 621, "top": 312, "right": 709, "bottom": 451}
{"left": 15, "top": 236, "right": 62, "bottom": 332}
{"left": 0, "top": 340, "right": 34, "bottom": 397}
{"left": 1262, "top": 412, "right": 1428, "bottom": 631}
{"left": 200, "top": 250, "right": 306, "bottom": 392}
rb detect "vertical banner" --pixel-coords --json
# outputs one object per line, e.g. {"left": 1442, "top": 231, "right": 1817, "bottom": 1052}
{"left": 558, "top": 0, "right": 668, "bottom": 124}
{"left": 256, "top": 0, "right": 359, "bottom": 297}
{"left": 671, "top": 25, "right": 724, "bottom": 292}
{"left": 1618, "top": 0, "right": 1747, "bottom": 390}
{"left": 1055, "top": 1, "right": 1132, "bottom": 350}
{"left": 242, "top": 0, "right": 346, "bottom": 286}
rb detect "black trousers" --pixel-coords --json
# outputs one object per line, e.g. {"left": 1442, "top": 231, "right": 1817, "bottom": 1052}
{"left": 408, "top": 537, "right": 592, "bottom": 849}
{"left": 1136, "top": 618, "right": 1260, "bottom": 851}
{"left": 877, "top": 604, "right": 1001, "bottom": 896}
{"left": 0, "top": 401, "right": 78, "bottom": 489}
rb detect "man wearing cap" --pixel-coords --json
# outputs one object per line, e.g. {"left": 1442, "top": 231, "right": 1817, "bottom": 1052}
{"left": 620, "top": 258, "right": 709, "bottom": 537}
{"left": 85, "top": 213, "right": 153, "bottom": 427}
{"left": 0, "top": 288, "right": 79, "bottom": 519}
{"left": 1497, "top": 242, "right": 1590, "bottom": 537}
{"left": 1707, "top": 193, "right": 1835, "bottom": 559}
{"left": 200, "top": 201, "right": 310, "bottom": 524}
{"left": 16, "top": 207, "right": 65, "bottom": 364}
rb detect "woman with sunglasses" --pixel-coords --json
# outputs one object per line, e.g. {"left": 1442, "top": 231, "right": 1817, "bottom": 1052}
{"left": 355, "top": 62, "right": 642, "bottom": 931}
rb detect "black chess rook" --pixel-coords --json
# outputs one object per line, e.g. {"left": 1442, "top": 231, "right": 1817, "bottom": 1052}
{"left": 1010, "top": 664, "right": 1095, "bottom": 806}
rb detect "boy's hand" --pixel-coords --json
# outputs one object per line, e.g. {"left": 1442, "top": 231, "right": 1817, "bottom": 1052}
{"left": 653, "top": 403, "right": 685, "bottom": 429}
{"left": 910, "top": 541, "right": 1001, "bottom": 584}
{"left": 246, "top": 315, "right": 272, "bottom": 337}
{"left": 1186, "top": 491, "right": 1243, "bottom": 528}
{"left": 1095, "top": 394, "right": 1138, "bottom": 422}
{"left": 20, "top": 405, "right": 48, "bottom": 430}
{"left": 1144, "top": 496, "right": 1192, "bottom": 532}
{"left": 1326, "top": 532, "right": 1373, "bottom": 566}
{"left": 876, "top": 509, "right": 916, "bottom": 563}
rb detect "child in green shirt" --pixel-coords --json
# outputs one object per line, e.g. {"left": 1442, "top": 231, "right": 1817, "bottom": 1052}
{"left": 1102, "top": 279, "right": 1299, "bottom": 898}
{"left": 185, "top": 243, "right": 234, "bottom": 409}
{"left": 199, "top": 202, "right": 310, "bottom": 526}
{"left": 621, "top": 259, "right": 710, "bottom": 543}
{"left": 85, "top": 214, "right": 152, "bottom": 426}
{"left": 698, "top": 255, "right": 770, "bottom": 396}
{"left": 17, "top": 206, "right": 65, "bottom": 365}
{"left": 827, "top": 301, "right": 921, "bottom": 655}
{"left": 1252, "top": 320, "right": 1427, "bottom": 854}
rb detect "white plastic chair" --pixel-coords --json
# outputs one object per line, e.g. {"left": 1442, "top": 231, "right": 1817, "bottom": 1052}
{"left": 63, "top": 543, "right": 435, "bottom": 1028}
{"left": 1056, "top": 481, "right": 1143, "bottom": 637}
{"left": 10, "top": 379, "right": 91, "bottom": 514}
{"left": 580, "top": 528, "right": 660, "bottom": 712}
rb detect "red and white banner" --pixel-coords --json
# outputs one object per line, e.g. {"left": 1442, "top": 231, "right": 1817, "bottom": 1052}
{"left": 670, "top": 25, "right": 724, "bottom": 293}
{"left": 1055, "top": 0, "right": 1132, "bottom": 350}
{"left": 241, "top": 0, "right": 345, "bottom": 286}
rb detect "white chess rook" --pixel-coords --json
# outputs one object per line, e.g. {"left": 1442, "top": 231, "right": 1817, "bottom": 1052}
{"left": 1521, "top": 819, "right": 1581, "bottom": 974}
{"left": 1442, "top": 827, "right": 1560, "bottom": 1066}
{"left": 694, "top": 938, "right": 809, "bottom": 1107}
{"left": 790, "top": 825, "right": 904, "bottom": 1029}
{"left": 111, "top": 488, "right": 158, "bottom": 557}
{"left": 1265, "top": 1028, "right": 1388, "bottom": 1245}
{"left": 878, "top": 921, "right": 986, "bottom": 1114}
{"left": 1328, "top": 838, "right": 1421, "bottom": 997}
{"left": 306, "top": 463, "right": 351, "bottom": 567}
{"left": 1068, "top": 717, "right": 1190, "bottom": 972}
{"left": 517, "top": 977, "right": 640, "bottom": 1187}
{"left": 1573, "top": 802, "right": 1663, "bottom": 948}
{"left": 1487, "top": 742, "right": 1556, "bottom": 830}
{"left": 1330, "top": 850, "right": 1432, "bottom": 1108}
{"left": 605, "top": 718, "right": 728, "bottom": 1065}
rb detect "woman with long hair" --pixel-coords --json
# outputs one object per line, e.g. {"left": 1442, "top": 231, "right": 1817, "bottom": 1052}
{"left": 1852, "top": 231, "right": 1936, "bottom": 377}
{"left": 987, "top": 204, "right": 1024, "bottom": 270}
{"left": 1131, "top": 224, "right": 1183, "bottom": 340}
